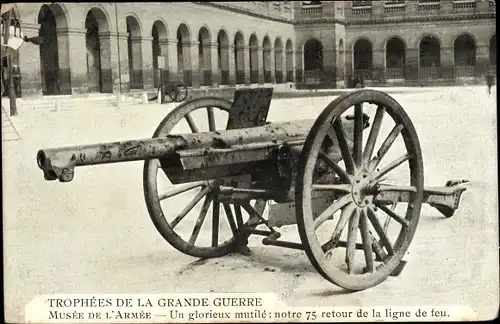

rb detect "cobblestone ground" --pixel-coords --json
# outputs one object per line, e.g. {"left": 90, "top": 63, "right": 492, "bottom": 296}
{"left": 3, "top": 86, "right": 498, "bottom": 322}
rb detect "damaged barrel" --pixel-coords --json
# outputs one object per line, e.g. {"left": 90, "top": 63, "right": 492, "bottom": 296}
{"left": 36, "top": 119, "right": 318, "bottom": 183}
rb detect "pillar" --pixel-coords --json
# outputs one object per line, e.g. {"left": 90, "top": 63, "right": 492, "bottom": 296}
{"left": 140, "top": 36, "right": 154, "bottom": 89}
{"left": 227, "top": 44, "right": 236, "bottom": 86}
{"left": 441, "top": 46, "right": 454, "bottom": 79}
{"left": 235, "top": 45, "right": 245, "bottom": 85}
{"left": 372, "top": 49, "right": 385, "bottom": 83}
{"left": 116, "top": 32, "right": 130, "bottom": 93}
{"left": 275, "top": 48, "right": 284, "bottom": 83}
{"left": 98, "top": 32, "right": 117, "bottom": 93}
{"left": 158, "top": 39, "right": 170, "bottom": 83}
{"left": 323, "top": 48, "right": 336, "bottom": 85}
{"left": 295, "top": 50, "right": 303, "bottom": 83}
{"left": 182, "top": 41, "right": 200, "bottom": 88}
{"left": 65, "top": 28, "right": 89, "bottom": 94}
{"left": 209, "top": 42, "right": 219, "bottom": 87}
{"left": 219, "top": 44, "right": 230, "bottom": 86}
{"left": 244, "top": 46, "right": 251, "bottom": 85}
{"left": 270, "top": 48, "right": 276, "bottom": 83}
{"left": 286, "top": 48, "right": 294, "bottom": 82}
{"left": 405, "top": 48, "right": 419, "bottom": 81}
{"left": 18, "top": 22, "right": 42, "bottom": 97}
{"left": 257, "top": 47, "right": 264, "bottom": 84}
{"left": 54, "top": 28, "right": 71, "bottom": 95}
{"left": 476, "top": 45, "right": 490, "bottom": 76}
{"left": 167, "top": 39, "right": 179, "bottom": 82}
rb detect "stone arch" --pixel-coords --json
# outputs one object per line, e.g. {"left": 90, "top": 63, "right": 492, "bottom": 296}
{"left": 85, "top": 7, "right": 113, "bottom": 93}
{"left": 303, "top": 38, "right": 323, "bottom": 84}
{"left": 262, "top": 36, "right": 272, "bottom": 83}
{"left": 418, "top": 35, "right": 441, "bottom": 79}
{"left": 385, "top": 36, "right": 406, "bottom": 79}
{"left": 85, "top": 7, "right": 110, "bottom": 33}
{"left": 37, "top": 3, "right": 71, "bottom": 95}
{"left": 198, "top": 26, "right": 212, "bottom": 86}
{"left": 285, "top": 38, "right": 293, "bottom": 82}
{"left": 234, "top": 31, "right": 245, "bottom": 84}
{"left": 249, "top": 33, "right": 259, "bottom": 83}
{"left": 126, "top": 15, "right": 143, "bottom": 89}
{"left": 338, "top": 38, "right": 345, "bottom": 81}
{"left": 353, "top": 38, "right": 373, "bottom": 80}
{"left": 177, "top": 23, "right": 192, "bottom": 86}
{"left": 490, "top": 34, "right": 496, "bottom": 67}
{"left": 454, "top": 33, "right": 476, "bottom": 78}
{"left": 419, "top": 35, "right": 441, "bottom": 67}
{"left": 454, "top": 33, "right": 476, "bottom": 66}
{"left": 217, "top": 29, "right": 230, "bottom": 85}
{"left": 152, "top": 19, "right": 169, "bottom": 88}
{"left": 274, "top": 37, "right": 284, "bottom": 83}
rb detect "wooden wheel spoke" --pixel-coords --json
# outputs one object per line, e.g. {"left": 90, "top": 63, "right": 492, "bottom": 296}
{"left": 366, "top": 206, "right": 394, "bottom": 255}
{"left": 375, "top": 153, "right": 410, "bottom": 180}
{"left": 370, "top": 124, "right": 404, "bottom": 170}
{"left": 375, "top": 202, "right": 409, "bottom": 228}
{"left": 369, "top": 230, "right": 388, "bottom": 261}
{"left": 353, "top": 103, "right": 363, "bottom": 168}
{"left": 363, "top": 105, "right": 385, "bottom": 164}
{"left": 328, "top": 203, "right": 356, "bottom": 250}
{"left": 313, "top": 194, "right": 352, "bottom": 230}
{"left": 318, "top": 150, "right": 351, "bottom": 183}
{"left": 211, "top": 194, "right": 220, "bottom": 247}
{"left": 222, "top": 203, "right": 238, "bottom": 237}
{"left": 170, "top": 186, "right": 210, "bottom": 229}
{"left": 345, "top": 208, "right": 361, "bottom": 274}
{"left": 207, "top": 107, "right": 216, "bottom": 132}
{"left": 312, "top": 184, "right": 351, "bottom": 193}
{"left": 185, "top": 114, "right": 199, "bottom": 133}
{"left": 359, "top": 209, "right": 374, "bottom": 273}
{"left": 383, "top": 204, "right": 397, "bottom": 233}
{"left": 188, "top": 193, "right": 213, "bottom": 245}
{"left": 332, "top": 118, "right": 355, "bottom": 174}
{"left": 159, "top": 181, "right": 206, "bottom": 200}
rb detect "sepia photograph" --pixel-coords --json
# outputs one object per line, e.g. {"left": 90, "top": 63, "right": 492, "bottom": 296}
{"left": 2, "top": 1, "right": 498, "bottom": 322}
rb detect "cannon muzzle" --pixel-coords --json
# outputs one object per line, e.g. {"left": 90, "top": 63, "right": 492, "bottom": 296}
{"left": 36, "top": 137, "right": 189, "bottom": 182}
{"left": 37, "top": 149, "right": 77, "bottom": 182}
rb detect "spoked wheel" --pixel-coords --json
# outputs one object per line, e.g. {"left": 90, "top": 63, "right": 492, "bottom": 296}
{"left": 158, "top": 84, "right": 178, "bottom": 103}
{"left": 296, "top": 89, "right": 424, "bottom": 291}
{"left": 144, "top": 97, "right": 266, "bottom": 258}
{"left": 174, "top": 81, "right": 188, "bottom": 102}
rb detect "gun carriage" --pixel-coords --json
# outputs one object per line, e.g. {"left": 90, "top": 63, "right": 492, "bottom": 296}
{"left": 37, "top": 88, "right": 468, "bottom": 291}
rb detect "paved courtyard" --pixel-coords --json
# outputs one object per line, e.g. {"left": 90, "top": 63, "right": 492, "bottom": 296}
{"left": 3, "top": 86, "right": 498, "bottom": 322}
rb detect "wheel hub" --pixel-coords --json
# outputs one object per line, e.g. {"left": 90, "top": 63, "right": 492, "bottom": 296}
{"left": 351, "top": 170, "right": 378, "bottom": 207}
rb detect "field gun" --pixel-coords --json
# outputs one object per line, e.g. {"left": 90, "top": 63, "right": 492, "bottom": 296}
{"left": 36, "top": 88, "right": 468, "bottom": 291}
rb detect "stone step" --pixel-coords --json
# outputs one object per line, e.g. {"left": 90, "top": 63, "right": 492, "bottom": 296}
{"left": 1, "top": 94, "right": 119, "bottom": 112}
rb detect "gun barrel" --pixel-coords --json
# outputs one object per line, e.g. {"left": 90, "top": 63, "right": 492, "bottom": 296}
{"left": 37, "top": 119, "right": 317, "bottom": 183}
{"left": 37, "top": 136, "right": 189, "bottom": 182}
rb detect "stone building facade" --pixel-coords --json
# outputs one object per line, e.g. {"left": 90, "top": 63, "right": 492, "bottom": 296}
{"left": 1, "top": 1, "right": 497, "bottom": 97}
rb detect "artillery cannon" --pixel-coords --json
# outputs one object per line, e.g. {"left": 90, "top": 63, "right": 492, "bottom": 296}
{"left": 36, "top": 88, "right": 468, "bottom": 291}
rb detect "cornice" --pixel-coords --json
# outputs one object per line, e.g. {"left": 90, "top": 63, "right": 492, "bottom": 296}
{"left": 294, "top": 12, "right": 495, "bottom": 26}
{"left": 193, "top": 2, "right": 295, "bottom": 25}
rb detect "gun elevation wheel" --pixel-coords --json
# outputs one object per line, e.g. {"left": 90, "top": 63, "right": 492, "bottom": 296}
{"left": 144, "top": 97, "right": 265, "bottom": 258}
{"left": 296, "top": 89, "right": 424, "bottom": 291}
